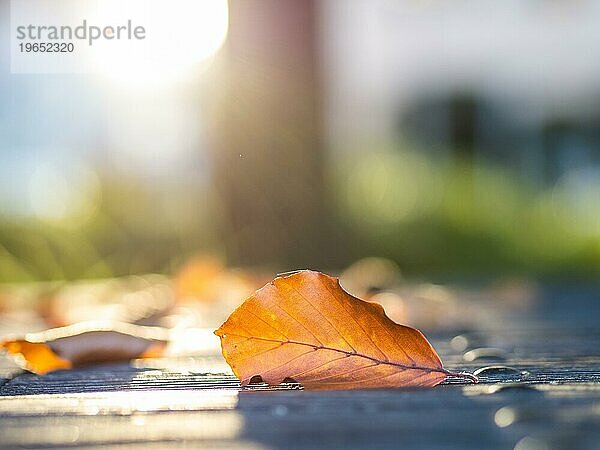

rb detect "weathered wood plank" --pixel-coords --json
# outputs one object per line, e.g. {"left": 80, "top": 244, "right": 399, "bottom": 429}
{"left": 1, "top": 284, "right": 599, "bottom": 449}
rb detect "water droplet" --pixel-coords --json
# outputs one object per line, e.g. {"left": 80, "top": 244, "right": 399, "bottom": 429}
{"left": 494, "top": 383, "right": 537, "bottom": 393}
{"left": 514, "top": 436, "right": 550, "bottom": 450}
{"left": 495, "top": 406, "right": 516, "bottom": 427}
{"left": 473, "top": 366, "right": 528, "bottom": 377}
{"left": 272, "top": 405, "right": 288, "bottom": 417}
{"left": 463, "top": 347, "right": 506, "bottom": 362}
{"left": 450, "top": 335, "right": 469, "bottom": 352}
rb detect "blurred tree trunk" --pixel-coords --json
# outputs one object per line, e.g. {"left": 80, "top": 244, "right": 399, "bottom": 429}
{"left": 210, "top": 0, "right": 329, "bottom": 269}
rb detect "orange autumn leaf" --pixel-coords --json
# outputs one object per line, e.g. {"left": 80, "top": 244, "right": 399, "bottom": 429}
{"left": 174, "top": 256, "right": 225, "bottom": 301}
{"left": 0, "top": 322, "right": 168, "bottom": 375}
{"left": 215, "top": 270, "right": 477, "bottom": 390}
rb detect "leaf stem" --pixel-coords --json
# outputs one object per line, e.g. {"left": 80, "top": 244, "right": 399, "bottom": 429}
{"left": 442, "top": 369, "right": 479, "bottom": 383}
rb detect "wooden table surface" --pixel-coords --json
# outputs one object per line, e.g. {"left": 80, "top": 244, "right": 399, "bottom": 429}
{"left": 1, "top": 283, "right": 599, "bottom": 449}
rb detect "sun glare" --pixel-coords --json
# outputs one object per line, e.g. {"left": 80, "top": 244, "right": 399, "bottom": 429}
{"left": 89, "top": 0, "right": 229, "bottom": 87}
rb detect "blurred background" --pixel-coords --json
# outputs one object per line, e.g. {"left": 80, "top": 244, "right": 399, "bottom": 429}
{"left": 2, "top": 0, "right": 600, "bottom": 285}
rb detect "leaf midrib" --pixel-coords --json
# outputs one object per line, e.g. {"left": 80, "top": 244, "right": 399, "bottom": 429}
{"left": 224, "top": 332, "right": 451, "bottom": 376}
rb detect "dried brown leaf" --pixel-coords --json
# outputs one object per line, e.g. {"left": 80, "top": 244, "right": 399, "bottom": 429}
{"left": 215, "top": 270, "right": 476, "bottom": 390}
{"left": 0, "top": 322, "right": 168, "bottom": 375}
